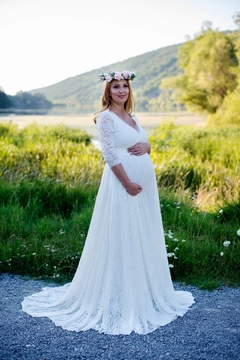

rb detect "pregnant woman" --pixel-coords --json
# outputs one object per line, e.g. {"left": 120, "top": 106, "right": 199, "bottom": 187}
{"left": 22, "top": 70, "right": 194, "bottom": 335}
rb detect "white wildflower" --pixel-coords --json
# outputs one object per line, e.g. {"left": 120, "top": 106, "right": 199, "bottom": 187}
{"left": 173, "top": 238, "right": 179, "bottom": 242}
{"left": 169, "top": 264, "right": 174, "bottom": 268}
{"left": 32, "top": 253, "right": 36, "bottom": 256}
{"left": 223, "top": 241, "right": 231, "bottom": 247}
{"left": 220, "top": 252, "right": 224, "bottom": 256}
{"left": 237, "top": 229, "right": 240, "bottom": 236}
{"left": 182, "top": 239, "right": 186, "bottom": 242}
{"left": 174, "top": 247, "right": 179, "bottom": 251}
{"left": 167, "top": 253, "right": 175, "bottom": 257}
{"left": 219, "top": 209, "right": 223, "bottom": 214}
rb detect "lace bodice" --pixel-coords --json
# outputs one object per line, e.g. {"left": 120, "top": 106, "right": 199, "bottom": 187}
{"left": 96, "top": 110, "right": 147, "bottom": 168}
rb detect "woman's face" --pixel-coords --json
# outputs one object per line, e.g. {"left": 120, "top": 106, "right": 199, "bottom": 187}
{"left": 109, "top": 80, "right": 129, "bottom": 106}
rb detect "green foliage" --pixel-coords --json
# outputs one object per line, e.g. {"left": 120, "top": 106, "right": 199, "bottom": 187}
{"left": 162, "top": 27, "right": 238, "bottom": 117}
{"left": 149, "top": 122, "right": 240, "bottom": 210}
{"left": 0, "top": 122, "right": 239, "bottom": 288}
{"left": 160, "top": 190, "right": 240, "bottom": 287}
{"left": 208, "top": 16, "right": 240, "bottom": 125}
{"left": 0, "top": 123, "right": 102, "bottom": 183}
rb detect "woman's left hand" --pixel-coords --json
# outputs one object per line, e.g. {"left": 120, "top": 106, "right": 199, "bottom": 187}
{"left": 127, "top": 142, "right": 151, "bottom": 156}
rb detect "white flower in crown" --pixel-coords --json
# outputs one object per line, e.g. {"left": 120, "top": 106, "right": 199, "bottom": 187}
{"left": 114, "top": 71, "right": 123, "bottom": 81}
{"left": 122, "top": 70, "right": 131, "bottom": 79}
{"left": 105, "top": 74, "right": 112, "bottom": 82}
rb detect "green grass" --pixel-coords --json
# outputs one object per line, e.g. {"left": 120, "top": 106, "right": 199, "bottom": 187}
{"left": 0, "top": 122, "right": 239, "bottom": 289}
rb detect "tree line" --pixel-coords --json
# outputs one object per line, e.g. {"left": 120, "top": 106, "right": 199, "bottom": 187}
{"left": 161, "top": 13, "right": 240, "bottom": 125}
{"left": 0, "top": 89, "right": 52, "bottom": 110}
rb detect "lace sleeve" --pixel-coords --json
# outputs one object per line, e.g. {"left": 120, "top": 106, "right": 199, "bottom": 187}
{"left": 96, "top": 111, "right": 121, "bottom": 168}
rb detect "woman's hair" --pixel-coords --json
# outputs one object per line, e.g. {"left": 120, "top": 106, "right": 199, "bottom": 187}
{"left": 93, "top": 80, "right": 135, "bottom": 123}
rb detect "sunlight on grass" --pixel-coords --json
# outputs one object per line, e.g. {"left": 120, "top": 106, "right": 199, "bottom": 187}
{"left": 0, "top": 122, "right": 239, "bottom": 288}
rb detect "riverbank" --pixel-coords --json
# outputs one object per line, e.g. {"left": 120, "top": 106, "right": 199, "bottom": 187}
{"left": 0, "top": 111, "right": 206, "bottom": 139}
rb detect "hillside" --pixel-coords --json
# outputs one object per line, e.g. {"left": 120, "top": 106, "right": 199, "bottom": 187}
{"left": 31, "top": 44, "right": 184, "bottom": 112}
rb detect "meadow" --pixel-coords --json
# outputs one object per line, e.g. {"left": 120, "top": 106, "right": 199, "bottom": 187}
{"left": 0, "top": 121, "right": 239, "bottom": 289}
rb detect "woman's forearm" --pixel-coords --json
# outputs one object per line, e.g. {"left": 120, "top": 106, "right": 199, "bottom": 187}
{"left": 111, "top": 163, "right": 132, "bottom": 188}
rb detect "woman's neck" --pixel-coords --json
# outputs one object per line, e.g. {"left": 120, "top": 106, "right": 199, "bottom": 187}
{"left": 109, "top": 104, "right": 126, "bottom": 115}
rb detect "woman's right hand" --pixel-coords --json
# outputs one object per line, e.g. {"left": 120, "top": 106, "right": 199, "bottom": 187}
{"left": 125, "top": 183, "right": 143, "bottom": 196}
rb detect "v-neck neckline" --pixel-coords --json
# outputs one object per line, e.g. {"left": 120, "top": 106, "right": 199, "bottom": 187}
{"left": 109, "top": 110, "right": 140, "bottom": 133}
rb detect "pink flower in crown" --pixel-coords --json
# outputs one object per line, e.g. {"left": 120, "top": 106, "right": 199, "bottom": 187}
{"left": 114, "top": 71, "right": 122, "bottom": 81}
{"left": 105, "top": 74, "right": 112, "bottom": 82}
{"left": 122, "top": 70, "right": 131, "bottom": 79}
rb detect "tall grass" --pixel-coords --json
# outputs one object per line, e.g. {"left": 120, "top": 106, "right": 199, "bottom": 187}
{"left": 149, "top": 122, "right": 240, "bottom": 211}
{"left": 0, "top": 122, "right": 239, "bottom": 288}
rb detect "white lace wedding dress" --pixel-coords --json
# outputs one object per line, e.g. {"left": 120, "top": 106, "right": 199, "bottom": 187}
{"left": 22, "top": 109, "right": 194, "bottom": 335}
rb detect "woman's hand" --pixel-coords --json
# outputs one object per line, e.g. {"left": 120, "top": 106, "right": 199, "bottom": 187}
{"left": 127, "top": 142, "right": 151, "bottom": 156}
{"left": 125, "top": 182, "right": 143, "bottom": 196}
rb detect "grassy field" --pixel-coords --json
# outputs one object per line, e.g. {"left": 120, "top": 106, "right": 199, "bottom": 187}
{"left": 0, "top": 121, "right": 239, "bottom": 289}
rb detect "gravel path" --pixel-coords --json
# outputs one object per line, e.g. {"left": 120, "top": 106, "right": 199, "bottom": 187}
{"left": 0, "top": 273, "right": 239, "bottom": 360}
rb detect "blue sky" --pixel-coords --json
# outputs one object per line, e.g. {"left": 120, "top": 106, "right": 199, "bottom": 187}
{"left": 1, "top": 0, "right": 239, "bottom": 94}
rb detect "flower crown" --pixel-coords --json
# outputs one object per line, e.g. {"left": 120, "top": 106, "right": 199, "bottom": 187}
{"left": 99, "top": 70, "right": 136, "bottom": 83}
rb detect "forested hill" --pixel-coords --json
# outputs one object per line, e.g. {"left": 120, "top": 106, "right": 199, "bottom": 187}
{"left": 31, "top": 44, "right": 184, "bottom": 112}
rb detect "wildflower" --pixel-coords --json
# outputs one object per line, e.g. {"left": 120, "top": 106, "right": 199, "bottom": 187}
{"left": 223, "top": 241, "right": 231, "bottom": 247}
{"left": 54, "top": 266, "right": 56, "bottom": 269}
{"left": 174, "top": 256, "right": 178, "bottom": 259}
{"left": 174, "top": 247, "right": 179, "bottom": 251}
{"left": 59, "top": 230, "right": 65, "bottom": 235}
{"left": 237, "top": 229, "right": 240, "bottom": 236}
{"left": 166, "top": 244, "right": 168, "bottom": 248}
{"left": 56, "top": 274, "right": 59, "bottom": 277}
{"left": 169, "top": 264, "right": 174, "bottom": 268}
{"left": 167, "top": 253, "right": 175, "bottom": 257}
{"left": 182, "top": 239, "right": 186, "bottom": 242}
{"left": 32, "top": 253, "right": 36, "bottom": 255}
{"left": 173, "top": 238, "right": 179, "bottom": 242}
{"left": 220, "top": 252, "right": 224, "bottom": 256}
{"left": 219, "top": 209, "right": 223, "bottom": 214}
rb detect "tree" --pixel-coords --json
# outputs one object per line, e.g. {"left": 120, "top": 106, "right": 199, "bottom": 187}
{"left": 161, "top": 23, "right": 239, "bottom": 120}
{"left": 208, "top": 12, "right": 240, "bottom": 125}
{"left": 0, "top": 87, "right": 11, "bottom": 108}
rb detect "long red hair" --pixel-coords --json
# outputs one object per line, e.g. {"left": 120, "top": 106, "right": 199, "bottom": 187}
{"left": 94, "top": 80, "right": 135, "bottom": 123}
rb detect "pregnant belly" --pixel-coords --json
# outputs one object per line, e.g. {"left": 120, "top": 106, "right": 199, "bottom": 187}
{"left": 120, "top": 152, "right": 155, "bottom": 187}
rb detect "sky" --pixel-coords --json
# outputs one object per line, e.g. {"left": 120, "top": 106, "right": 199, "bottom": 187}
{"left": 1, "top": 0, "right": 239, "bottom": 95}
